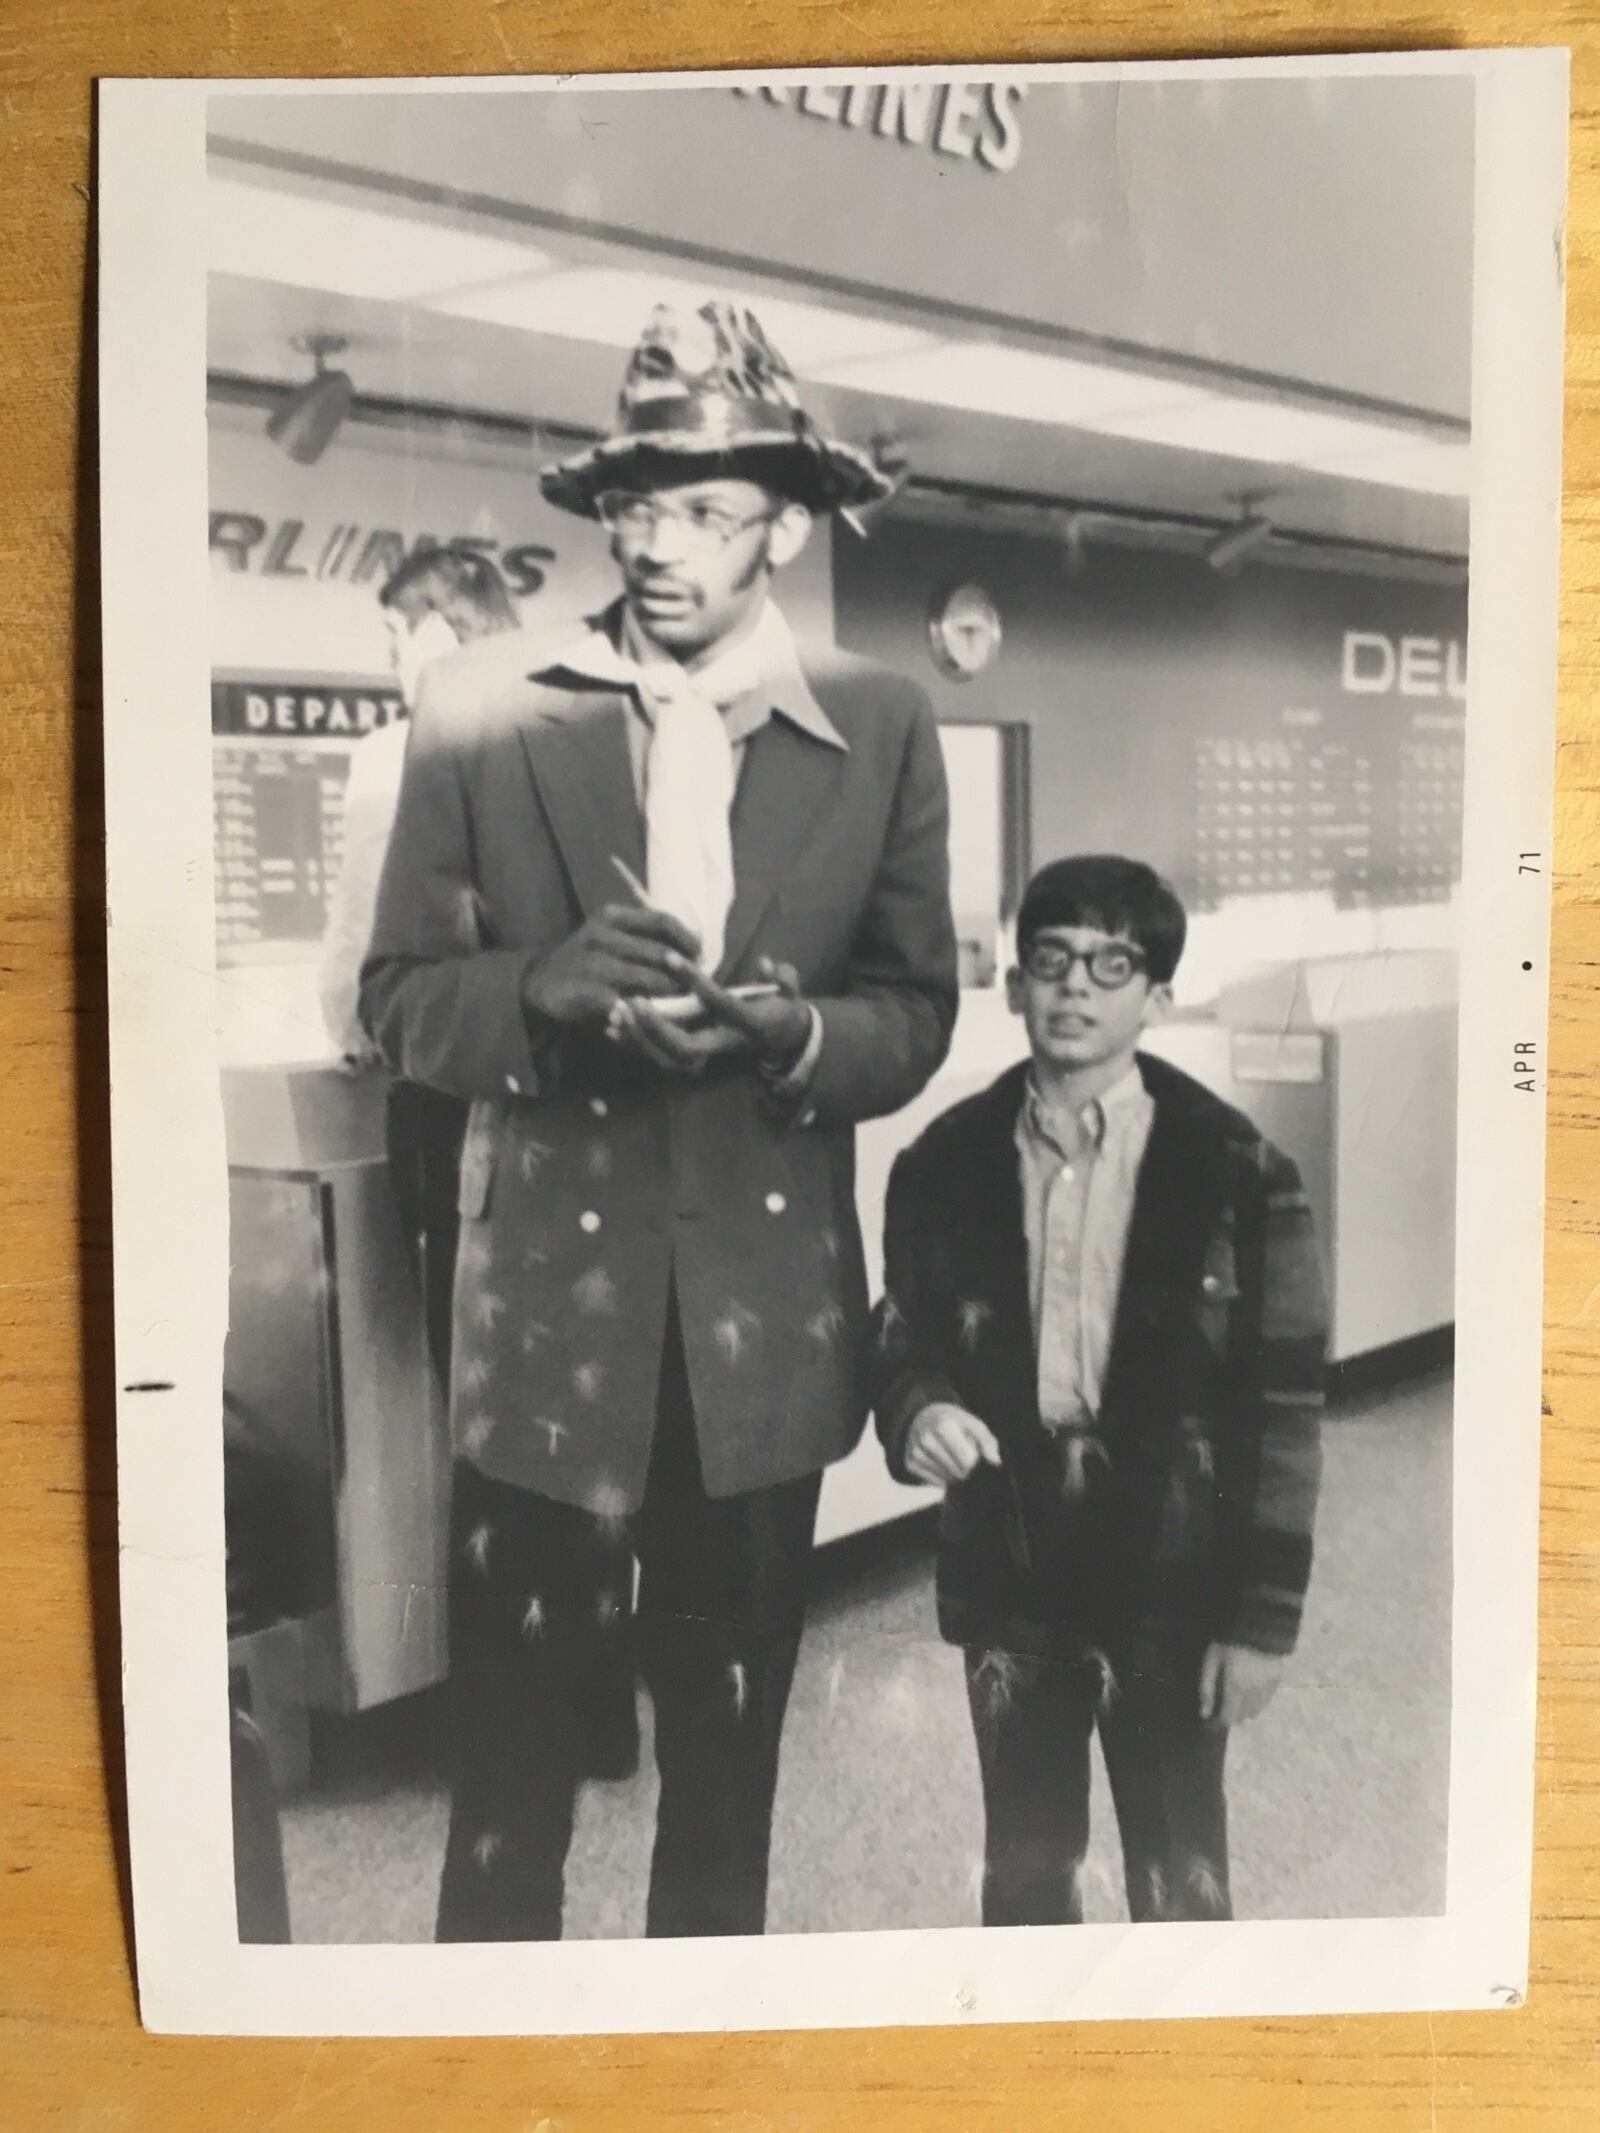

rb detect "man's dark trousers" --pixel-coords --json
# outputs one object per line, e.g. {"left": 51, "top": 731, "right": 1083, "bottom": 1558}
{"left": 436, "top": 1298, "right": 820, "bottom": 1942}
{"left": 384, "top": 1078, "right": 466, "bottom": 1394}
{"left": 964, "top": 1642, "right": 1232, "bottom": 1927}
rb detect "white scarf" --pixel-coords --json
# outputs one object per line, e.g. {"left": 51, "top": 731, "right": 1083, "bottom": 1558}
{"left": 620, "top": 603, "right": 784, "bottom": 976}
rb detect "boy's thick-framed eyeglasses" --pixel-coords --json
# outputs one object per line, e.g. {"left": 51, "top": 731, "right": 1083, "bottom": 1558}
{"left": 1021, "top": 940, "right": 1149, "bottom": 990}
{"left": 596, "top": 492, "right": 780, "bottom": 549}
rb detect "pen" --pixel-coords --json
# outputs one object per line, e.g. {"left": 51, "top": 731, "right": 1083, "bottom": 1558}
{"left": 611, "top": 854, "right": 658, "bottom": 909}
{"left": 607, "top": 855, "right": 685, "bottom": 1028}
{"left": 607, "top": 854, "right": 780, "bottom": 1019}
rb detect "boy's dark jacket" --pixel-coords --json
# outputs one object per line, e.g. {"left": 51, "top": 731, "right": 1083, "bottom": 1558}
{"left": 872, "top": 1052, "right": 1327, "bottom": 1666}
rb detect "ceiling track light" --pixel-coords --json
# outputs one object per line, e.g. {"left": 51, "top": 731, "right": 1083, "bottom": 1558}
{"left": 265, "top": 332, "right": 355, "bottom": 465}
{"left": 1206, "top": 509, "right": 1275, "bottom": 575}
{"left": 1056, "top": 509, "right": 1091, "bottom": 578}
{"left": 884, "top": 480, "right": 1461, "bottom": 582}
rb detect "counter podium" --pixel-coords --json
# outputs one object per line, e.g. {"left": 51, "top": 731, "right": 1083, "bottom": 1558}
{"left": 222, "top": 1061, "right": 451, "bottom": 1776}
{"left": 1142, "top": 948, "right": 1457, "bottom": 1365}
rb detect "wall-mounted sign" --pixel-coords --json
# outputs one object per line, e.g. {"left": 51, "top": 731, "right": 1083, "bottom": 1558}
{"left": 212, "top": 681, "right": 403, "bottom": 738}
{"left": 732, "top": 80, "right": 1027, "bottom": 175}
{"left": 1340, "top": 629, "right": 1467, "bottom": 700}
{"left": 1230, "top": 1029, "right": 1327, "bottom": 1085}
{"left": 209, "top": 513, "right": 557, "bottom": 599}
{"left": 929, "top": 582, "right": 1003, "bottom": 680}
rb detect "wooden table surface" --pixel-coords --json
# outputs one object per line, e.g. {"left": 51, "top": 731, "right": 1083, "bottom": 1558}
{"left": 3, "top": 4, "right": 1595, "bottom": 2125}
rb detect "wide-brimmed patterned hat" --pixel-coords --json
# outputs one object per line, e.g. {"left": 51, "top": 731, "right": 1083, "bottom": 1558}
{"left": 540, "top": 300, "right": 897, "bottom": 521}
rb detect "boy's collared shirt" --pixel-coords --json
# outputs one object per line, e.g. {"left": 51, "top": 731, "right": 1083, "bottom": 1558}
{"left": 1015, "top": 1061, "right": 1155, "bottom": 1430}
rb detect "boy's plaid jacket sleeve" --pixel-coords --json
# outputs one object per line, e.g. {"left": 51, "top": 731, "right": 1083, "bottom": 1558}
{"left": 1224, "top": 1139, "right": 1329, "bottom": 1656}
{"left": 871, "top": 1147, "right": 964, "bottom": 1481}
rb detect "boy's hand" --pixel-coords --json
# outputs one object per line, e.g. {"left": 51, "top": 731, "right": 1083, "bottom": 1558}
{"left": 903, "top": 1402, "right": 1002, "bottom": 1487}
{"left": 1198, "top": 1642, "right": 1285, "bottom": 1729}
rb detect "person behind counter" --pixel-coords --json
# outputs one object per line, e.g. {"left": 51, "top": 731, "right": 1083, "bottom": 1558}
{"left": 871, "top": 855, "right": 1327, "bottom": 1927}
{"left": 319, "top": 546, "right": 522, "bottom": 1391}
{"left": 359, "top": 298, "right": 958, "bottom": 1943}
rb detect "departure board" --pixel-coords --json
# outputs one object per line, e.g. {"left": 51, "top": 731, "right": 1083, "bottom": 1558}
{"left": 1390, "top": 728, "right": 1466, "bottom": 903}
{"left": 213, "top": 742, "right": 352, "bottom": 952}
{"left": 1194, "top": 732, "right": 1375, "bottom": 907}
{"left": 211, "top": 678, "right": 404, "bottom": 959}
{"left": 1191, "top": 710, "right": 1463, "bottom": 914}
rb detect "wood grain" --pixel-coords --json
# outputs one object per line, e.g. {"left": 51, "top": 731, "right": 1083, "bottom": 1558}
{"left": 1, "top": 4, "right": 1594, "bottom": 2125}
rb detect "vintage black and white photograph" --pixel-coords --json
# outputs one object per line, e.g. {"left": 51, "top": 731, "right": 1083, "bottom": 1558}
{"left": 99, "top": 53, "right": 1563, "bottom": 2032}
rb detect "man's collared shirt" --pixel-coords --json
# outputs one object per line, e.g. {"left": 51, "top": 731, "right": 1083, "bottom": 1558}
{"left": 548, "top": 598, "right": 848, "bottom": 806}
{"left": 1014, "top": 1062, "right": 1155, "bottom": 1430}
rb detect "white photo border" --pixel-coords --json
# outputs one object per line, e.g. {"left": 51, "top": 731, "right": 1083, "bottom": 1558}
{"left": 98, "top": 47, "right": 1566, "bottom": 2035}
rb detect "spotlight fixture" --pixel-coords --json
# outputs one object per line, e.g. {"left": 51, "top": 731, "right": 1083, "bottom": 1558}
{"left": 1206, "top": 510, "right": 1275, "bottom": 576}
{"left": 266, "top": 333, "right": 354, "bottom": 465}
{"left": 1056, "top": 509, "right": 1090, "bottom": 579}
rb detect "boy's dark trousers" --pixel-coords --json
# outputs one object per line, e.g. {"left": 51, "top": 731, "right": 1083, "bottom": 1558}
{"left": 964, "top": 1640, "right": 1232, "bottom": 1927}
{"left": 435, "top": 1300, "right": 821, "bottom": 1943}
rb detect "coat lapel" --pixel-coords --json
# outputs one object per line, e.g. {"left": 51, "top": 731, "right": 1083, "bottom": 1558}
{"left": 718, "top": 716, "right": 849, "bottom": 981}
{"left": 517, "top": 689, "right": 646, "bottom": 923}
{"left": 952, "top": 1064, "right": 1038, "bottom": 1424}
{"left": 1098, "top": 1055, "right": 1230, "bottom": 1428}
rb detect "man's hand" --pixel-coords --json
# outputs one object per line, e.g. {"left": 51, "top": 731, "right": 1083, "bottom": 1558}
{"left": 1198, "top": 1642, "right": 1285, "bottom": 1730}
{"left": 610, "top": 997, "right": 749, "bottom": 1078}
{"left": 903, "top": 1402, "right": 1003, "bottom": 1487}
{"left": 663, "top": 953, "right": 813, "bottom": 1071}
{"left": 520, "top": 904, "right": 702, "bottom": 1027}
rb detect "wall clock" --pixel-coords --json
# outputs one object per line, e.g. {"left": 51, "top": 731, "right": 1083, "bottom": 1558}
{"left": 928, "top": 581, "right": 1002, "bottom": 679}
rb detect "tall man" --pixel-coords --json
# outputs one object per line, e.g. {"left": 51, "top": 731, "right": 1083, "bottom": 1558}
{"left": 360, "top": 302, "right": 958, "bottom": 1940}
{"left": 321, "top": 547, "right": 523, "bottom": 1392}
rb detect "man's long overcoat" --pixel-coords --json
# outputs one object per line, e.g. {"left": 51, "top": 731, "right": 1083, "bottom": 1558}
{"left": 360, "top": 608, "right": 959, "bottom": 1511}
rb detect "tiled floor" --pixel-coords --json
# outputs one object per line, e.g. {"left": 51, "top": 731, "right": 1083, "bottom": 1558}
{"left": 279, "top": 1366, "right": 1451, "bottom": 1940}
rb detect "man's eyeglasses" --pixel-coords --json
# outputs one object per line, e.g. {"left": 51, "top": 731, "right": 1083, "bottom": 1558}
{"left": 1020, "top": 940, "right": 1148, "bottom": 990}
{"left": 596, "top": 493, "right": 780, "bottom": 549}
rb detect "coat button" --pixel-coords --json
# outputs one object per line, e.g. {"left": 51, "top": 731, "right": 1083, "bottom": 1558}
{"left": 580, "top": 1210, "right": 602, "bottom": 1234}
{"left": 765, "top": 1192, "right": 786, "bottom": 1215}
{"left": 590, "top": 1098, "right": 609, "bottom": 1118}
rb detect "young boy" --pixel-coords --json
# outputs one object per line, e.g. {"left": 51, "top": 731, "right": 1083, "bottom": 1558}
{"left": 872, "top": 856, "right": 1327, "bottom": 1926}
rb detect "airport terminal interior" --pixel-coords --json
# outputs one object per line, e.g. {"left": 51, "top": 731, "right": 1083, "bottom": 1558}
{"left": 210, "top": 77, "right": 1467, "bottom": 1934}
